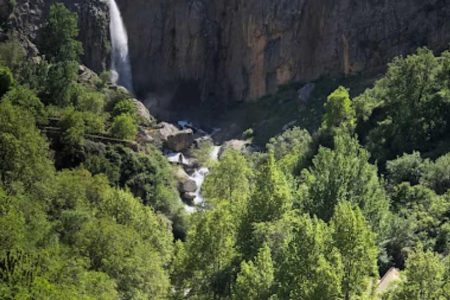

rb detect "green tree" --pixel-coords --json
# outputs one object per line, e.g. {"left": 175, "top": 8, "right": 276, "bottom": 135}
{"left": 322, "top": 86, "right": 356, "bottom": 132}
{"left": 247, "top": 152, "right": 292, "bottom": 223}
{"left": 2, "top": 85, "right": 47, "bottom": 124}
{"left": 75, "top": 218, "right": 170, "bottom": 299}
{"left": 386, "top": 183, "right": 449, "bottom": 266}
{"left": 364, "top": 48, "right": 450, "bottom": 161}
{"left": 0, "top": 100, "right": 53, "bottom": 190}
{"left": 331, "top": 202, "right": 378, "bottom": 300}
{"left": 266, "top": 127, "right": 313, "bottom": 174}
{"left": 0, "top": 37, "right": 26, "bottom": 71}
{"left": 70, "top": 84, "right": 106, "bottom": 114}
{"left": 239, "top": 153, "right": 293, "bottom": 258}
{"left": 386, "top": 152, "right": 429, "bottom": 186}
{"left": 203, "top": 149, "right": 252, "bottom": 209}
{"left": 40, "top": 3, "right": 83, "bottom": 63}
{"left": 110, "top": 114, "right": 137, "bottom": 140}
{"left": 387, "top": 245, "right": 448, "bottom": 300}
{"left": 40, "top": 4, "right": 83, "bottom": 106}
{"left": 278, "top": 214, "right": 343, "bottom": 299}
{"left": 232, "top": 244, "right": 274, "bottom": 300}
{"left": 112, "top": 99, "right": 137, "bottom": 118}
{"left": 421, "top": 153, "right": 450, "bottom": 194}
{"left": 45, "top": 60, "right": 79, "bottom": 106}
{"left": 60, "top": 109, "right": 86, "bottom": 148}
{"left": 176, "top": 201, "right": 237, "bottom": 298}
{"left": 299, "top": 134, "right": 389, "bottom": 234}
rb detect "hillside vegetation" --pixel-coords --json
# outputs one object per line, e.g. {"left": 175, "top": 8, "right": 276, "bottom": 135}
{"left": 1, "top": 4, "right": 450, "bottom": 300}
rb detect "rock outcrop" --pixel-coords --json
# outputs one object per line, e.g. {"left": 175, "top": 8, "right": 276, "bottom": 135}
{"left": 5, "top": 0, "right": 450, "bottom": 108}
{"left": 149, "top": 122, "right": 194, "bottom": 152}
{"left": 6, "top": 0, "right": 109, "bottom": 73}
{"left": 116, "top": 0, "right": 450, "bottom": 105}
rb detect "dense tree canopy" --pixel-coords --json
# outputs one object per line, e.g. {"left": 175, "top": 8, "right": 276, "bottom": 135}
{"left": 1, "top": 2, "right": 450, "bottom": 299}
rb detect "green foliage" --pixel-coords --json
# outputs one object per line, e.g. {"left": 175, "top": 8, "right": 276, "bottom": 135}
{"left": 386, "top": 152, "right": 429, "bottom": 186}
{"left": 247, "top": 152, "right": 293, "bottom": 223}
{"left": 267, "top": 127, "right": 313, "bottom": 174}
{"left": 0, "top": 38, "right": 26, "bottom": 71}
{"left": 322, "top": 86, "right": 356, "bottom": 132}
{"left": 44, "top": 61, "right": 78, "bottom": 106}
{"left": 83, "top": 144, "right": 186, "bottom": 238}
{"left": 40, "top": 3, "right": 83, "bottom": 63}
{"left": 331, "top": 202, "right": 378, "bottom": 300}
{"left": 0, "top": 100, "right": 53, "bottom": 190}
{"left": 112, "top": 99, "right": 137, "bottom": 118}
{"left": 203, "top": 149, "right": 252, "bottom": 208}
{"left": 299, "top": 134, "right": 389, "bottom": 233}
{"left": 386, "top": 183, "right": 450, "bottom": 265}
{"left": 0, "top": 65, "right": 14, "bottom": 98}
{"left": 15, "top": 59, "right": 49, "bottom": 93}
{"left": 59, "top": 109, "right": 86, "bottom": 147}
{"left": 232, "top": 244, "right": 274, "bottom": 300}
{"left": 189, "top": 139, "right": 214, "bottom": 166}
{"left": 0, "top": 164, "right": 174, "bottom": 299}
{"left": 385, "top": 245, "right": 450, "bottom": 300}
{"left": 421, "top": 153, "right": 450, "bottom": 194}
{"left": 110, "top": 114, "right": 137, "bottom": 140}
{"left": 363, "top": 48, "right": 450, "bottom": 161}
{"left": 70, "top": 84, "right": 106, "bottom": 114}
{"left": 242, "top": 128, "right": 254, "bottom": 139}
{"left": 176, "top": 201, "right": 237, "bottom": 298}
{"left": 278, "top": 214, "right": 343, "bottom": 299}
{"left": 239, "top": 152, "right": 293, "bottom": 258}
{"left": 2, "top": 85, "right": 47, "bottom": 124}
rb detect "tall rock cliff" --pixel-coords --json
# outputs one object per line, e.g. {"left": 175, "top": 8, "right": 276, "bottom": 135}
{"left": 116, "top": 0, "right": 450, "bottom": 105}
{"left": 3, "top": 0, "right": 450, "bottom": 106}
{"left": 4, "top": 0, "right": 110, "bottom": 73}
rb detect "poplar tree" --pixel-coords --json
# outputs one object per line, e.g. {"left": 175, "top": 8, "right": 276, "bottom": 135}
{"left": 331, "top": 202, "right": 378, "bottom": 300}
{"left": 232, "top": 244, "right": 275, "bottom": 300}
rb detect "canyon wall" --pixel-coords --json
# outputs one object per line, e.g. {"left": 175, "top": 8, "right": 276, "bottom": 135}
{"left": 117, "top": 0, "right": 450, "bottom": 104}
{"left": 4, "top": 0, "right": 110, "bottom": 73}
{"left": 3, "top": 0, "right": 450, "bottom": 105}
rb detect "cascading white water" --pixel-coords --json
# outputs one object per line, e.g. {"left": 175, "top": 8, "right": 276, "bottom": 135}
{"left": 108, "top": 0, "right": 134, "bottom": 92}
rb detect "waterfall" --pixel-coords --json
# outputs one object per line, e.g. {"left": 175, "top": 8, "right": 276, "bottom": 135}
{"left": 108, "top": 0, "right": 134, "bottom": 92}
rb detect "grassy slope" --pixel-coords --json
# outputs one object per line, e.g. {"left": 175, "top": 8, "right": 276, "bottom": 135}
{"left": 214, "top": 72, "right": 381, "bottom": 146}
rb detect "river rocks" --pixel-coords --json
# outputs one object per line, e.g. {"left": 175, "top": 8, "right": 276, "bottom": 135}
{"left": 174, "top": 167, "right": 197, "bottom": 194}
{"left": 166, "top": 129, "right": 194, "bottom": 152}
{"left": 148, "top": 122, "right": 194, "bottom": 152}
{"left": 182, "top": 192, "right": 196, "bottom": 203}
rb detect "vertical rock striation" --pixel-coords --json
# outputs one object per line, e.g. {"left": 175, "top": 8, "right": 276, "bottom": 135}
{"left": 7, "top": 0, "right": 110, "bottom": 73}
{"left": 4, "top": 0, "right": 450, "bottom": 106}
{"left": 116, "top": 0, "right": 450, "bottom": 105}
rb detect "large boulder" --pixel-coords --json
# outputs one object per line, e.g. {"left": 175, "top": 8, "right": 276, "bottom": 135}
{"left": 221, "top": 139, "right": 250, "bottom": 154}
{"left": 174, "top": 167, "right": 197, "bottom": 193}
{"left": 131, "top": 98, "right": 155, "bottom": 126}
{"left": 150, "top": 122, "right": 193, "bottom": 152}
{"left": 166, "top": 129, "right": 194, "bottom": 152}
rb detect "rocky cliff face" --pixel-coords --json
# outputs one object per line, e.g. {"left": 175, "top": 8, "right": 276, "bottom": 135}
{"left": 116, "top": 0, "right": 450, "bottom": 105}
{"left": 5, "top": 0, "right": 110, "bottom": 73}
{"left": 3, "top": 0, "right": 450, "bottom": 107}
